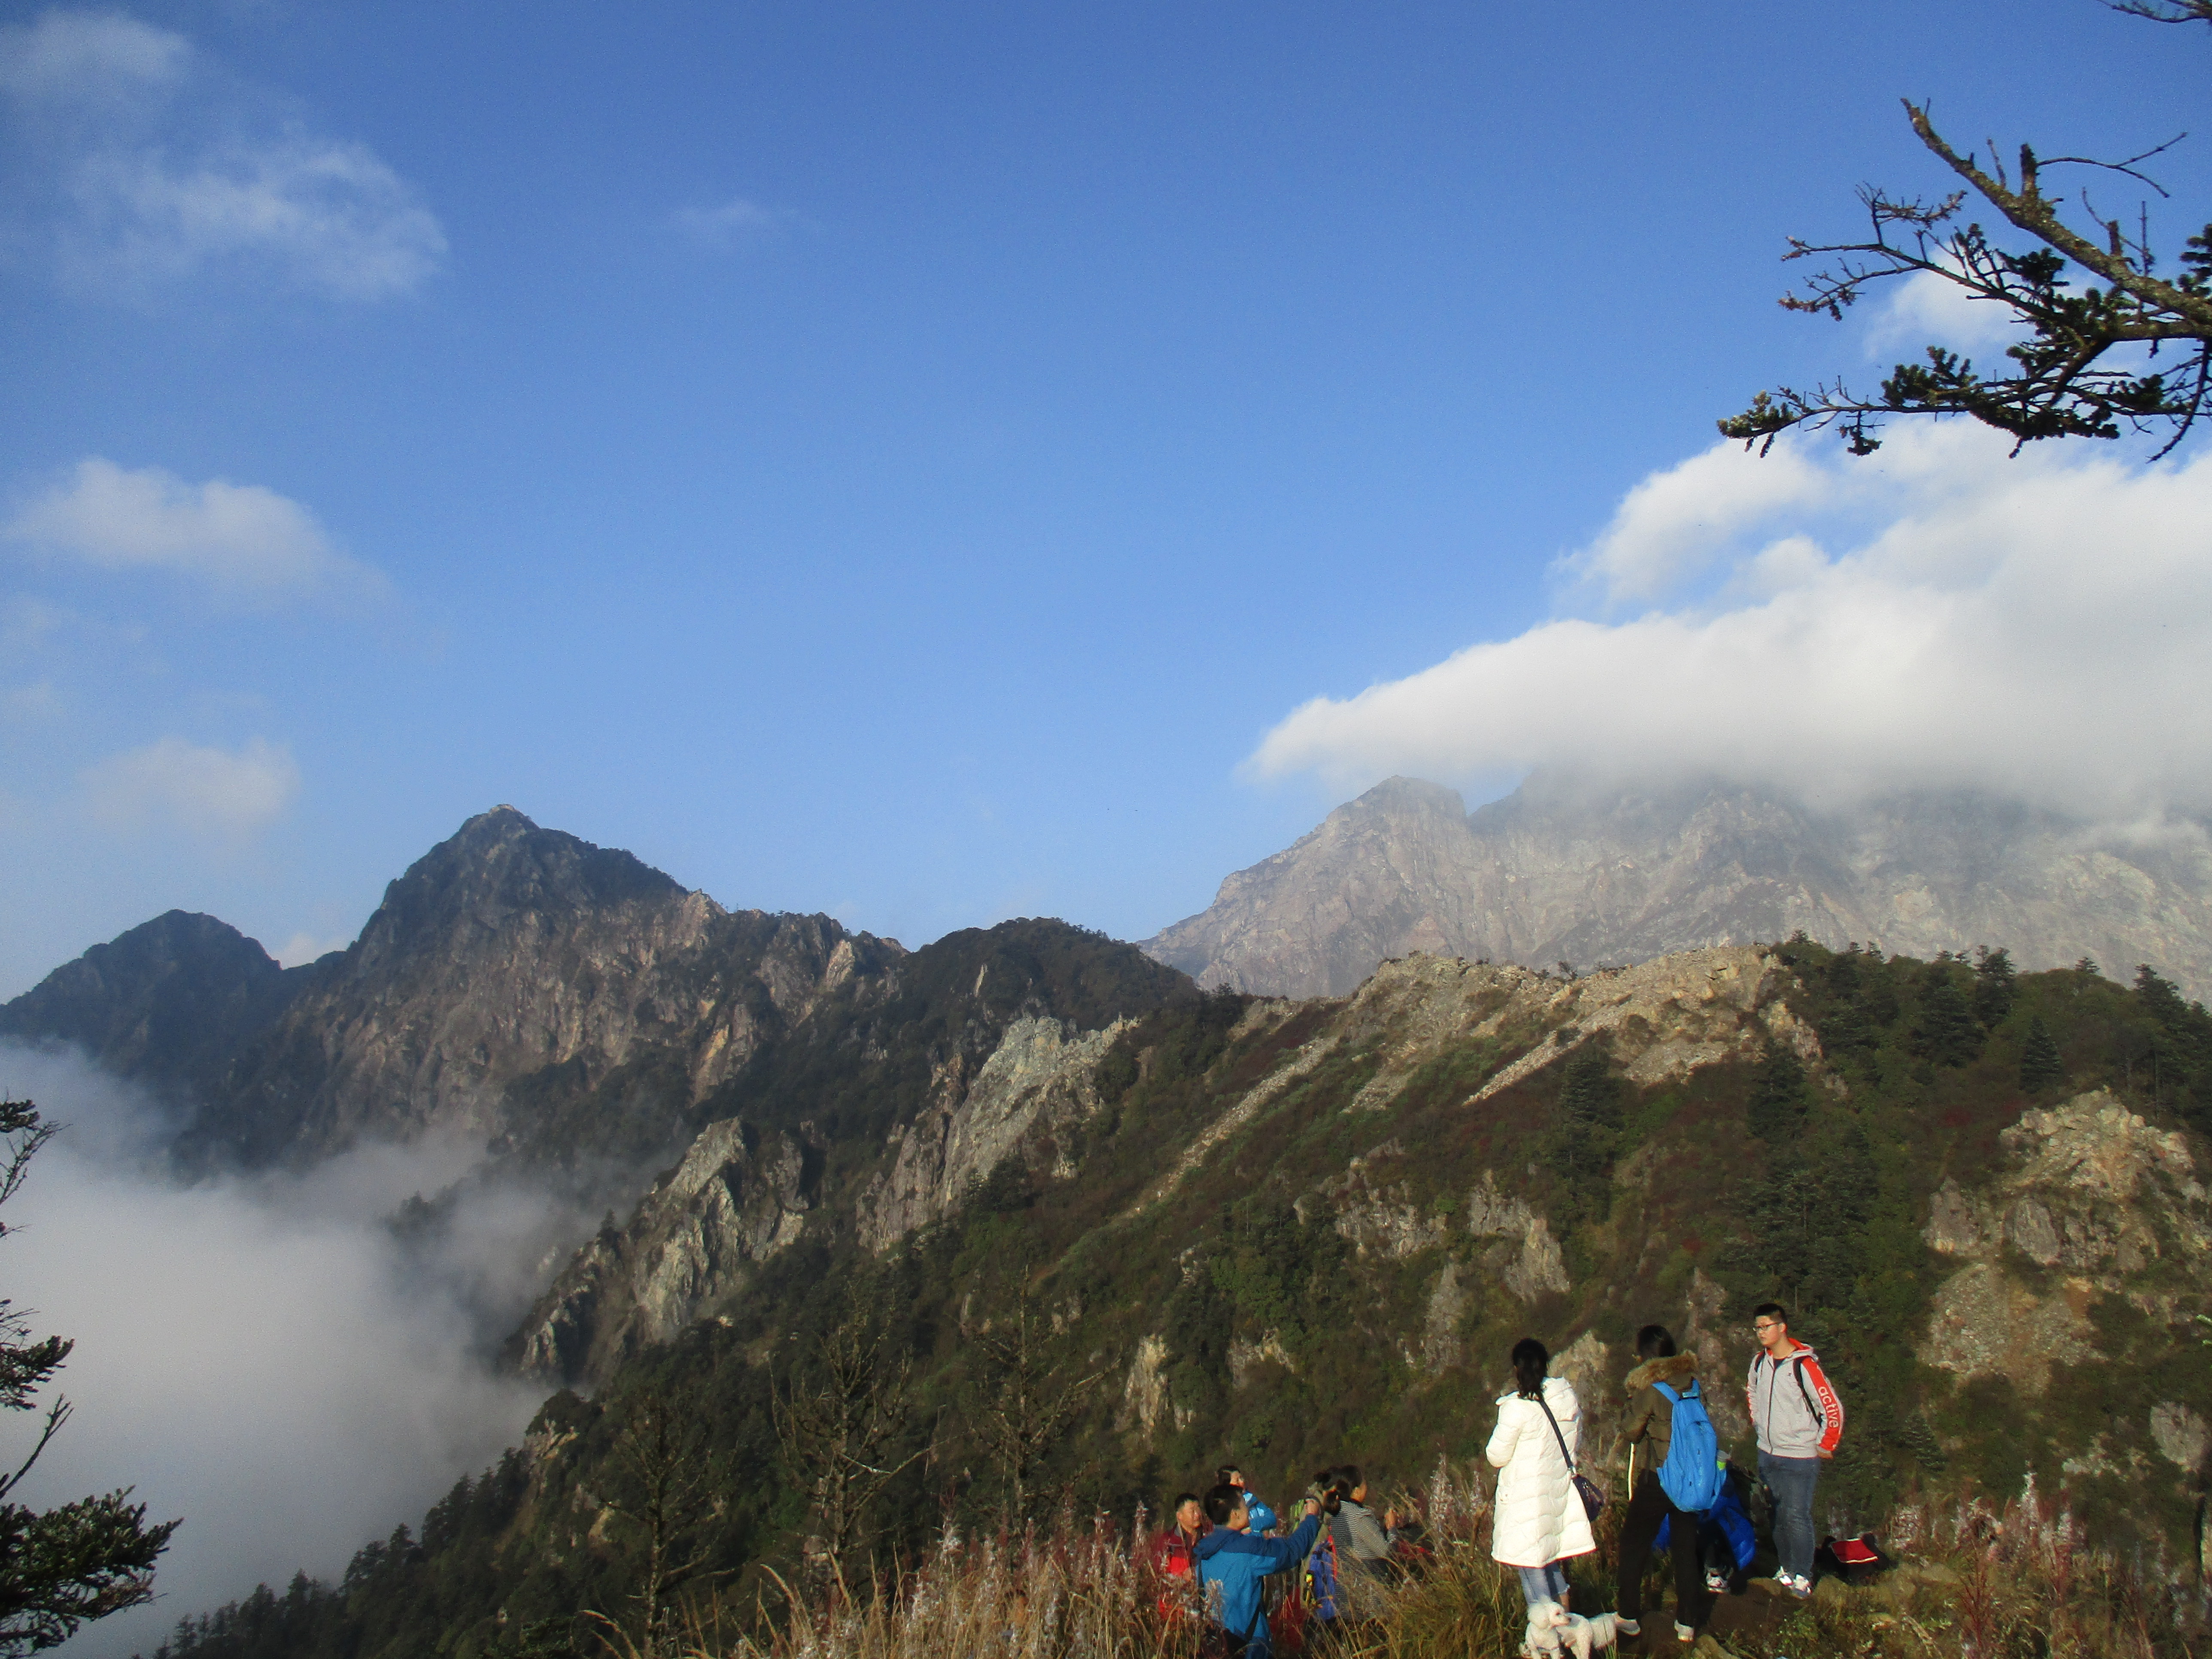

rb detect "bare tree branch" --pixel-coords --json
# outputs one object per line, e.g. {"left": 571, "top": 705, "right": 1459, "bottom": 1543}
{"left": 771, "top": 1286, "right": 926, "bottom": 1592}
{"left": 2104, "top": 0, "right": 2212, "bottom": 23}
{"left": 969, "top": 1290, "right": 1103, "bottom": 1524}
{"left": 1721, "top": 19, "right": 2212, "bottom": 459}
{"left": 600, "top": 1392, "right": 726, "bottom": 1659}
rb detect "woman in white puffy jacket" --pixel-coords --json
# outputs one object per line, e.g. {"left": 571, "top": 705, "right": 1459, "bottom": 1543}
{"left": 1486, "top": 1336, "right": 1596, "bottom": 1610}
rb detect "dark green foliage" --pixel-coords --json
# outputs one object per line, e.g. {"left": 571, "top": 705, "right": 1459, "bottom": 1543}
{"left": 1744, "top": 1046, "right": 1809, "bottom": 1143}
{"left": 2129, "top": 964, "right": 2212, "bottom": 1132}
{"left": 1913, "top": 962, "right": 1984, "bottom": 1068}
{"left": 1971, "top": 947, "right": 2016, "bottom": 1028}
{"left": 1544, "top": 1045, "right": 1623, "bottom": 1230}
{"left": 2019, "top": 1016, "right": 2065, "bottom": 1094}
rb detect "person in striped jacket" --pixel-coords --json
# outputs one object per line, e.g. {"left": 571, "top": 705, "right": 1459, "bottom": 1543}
{"left": 1745, "top": 1302, "right": 1844, "bottom": 1597}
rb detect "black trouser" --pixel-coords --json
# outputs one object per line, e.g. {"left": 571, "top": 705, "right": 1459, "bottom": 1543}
{"left": 1616, "top": 1468, "right": 1705, "bottom": 1627}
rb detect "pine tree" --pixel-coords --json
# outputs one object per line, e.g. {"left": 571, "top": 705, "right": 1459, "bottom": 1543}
{"left": 1746, "top": 1045, "right": 1810, "bottom": 1142}
{"left": 1539, "top": 1043, "right": 1626, "bottom": 1238}
{"left": 0, "top": 1100, "right": 180, "bottom": 1656}
{"left": 2019, "top": 1017, "right": 2065, "bottom": 1094}
{"left": 1972, "top": 947, "right": 2017, "bottom": 1028}
{"left": 1915, "top": 969, "right": 1984, "bottom": 1068}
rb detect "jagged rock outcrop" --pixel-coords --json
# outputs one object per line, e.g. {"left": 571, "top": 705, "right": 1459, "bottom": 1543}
{"left": 206, "top": 807, "right": 905, "bottom": 1167}
{"left": 860, "top": 1014, "right": 1129, "bottom": 1250}
{"left": 510, "top": 1117, "right": 813, "bottom": 1383}
{"left": 1923, "top": 1090, "right": 2211, "bottom": 1392}
{"left": 1144, "top": 773, "right": 2212, "bottom": 1000}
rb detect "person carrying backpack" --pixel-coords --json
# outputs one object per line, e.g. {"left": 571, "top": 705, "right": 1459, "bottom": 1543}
{"left": 1745, "top": 1302, "right": 1843, "bottom": 1598}
{"left": 1616, "top": 1325, "right": 1716, "bottom": 1644}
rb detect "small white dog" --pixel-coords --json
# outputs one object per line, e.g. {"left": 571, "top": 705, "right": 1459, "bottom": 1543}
{"left": 1524, "top": 1598, "right": 1623, "bottom": 1659}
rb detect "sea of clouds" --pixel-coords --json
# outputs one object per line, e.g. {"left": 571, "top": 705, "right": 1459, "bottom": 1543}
{"left": 0, "top": 1044, "right": 568, "bottom": 1659}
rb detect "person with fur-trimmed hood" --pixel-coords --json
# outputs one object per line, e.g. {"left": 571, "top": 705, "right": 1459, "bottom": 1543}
{"left": 1614, "top": 1324, "right": 1709, "bottom": 1644}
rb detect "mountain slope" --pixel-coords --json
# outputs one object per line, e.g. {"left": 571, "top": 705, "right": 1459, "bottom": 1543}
{"left": 1144, "top": 774, "right": 2212, "bottom": 998}
{"left": 154, "top": 942, "right": 2212, "bottom": 1659}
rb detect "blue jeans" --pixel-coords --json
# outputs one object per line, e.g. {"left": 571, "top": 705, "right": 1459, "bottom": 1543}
{"left": 1759, "top": 1452, "right": 1821, "bottom": 1582}
{"left": 1516, "top": 1562, "right": 1571, "bottom": 1606}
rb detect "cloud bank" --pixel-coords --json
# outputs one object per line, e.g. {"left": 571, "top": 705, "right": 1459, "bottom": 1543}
{"left": 80, "top": 735, "right": 300, "bottom": 839}
{"left": 0, "top": 10, "right": 445, "bottom": 300}
{"left": 6, "top": 458, "right": 386, "bottom": 606}
{"left": 0, "top": 1047, "right": 559, "bottom": 1659}
{"left": 1250, "top": 424, "right": 2212, "bottom": 822}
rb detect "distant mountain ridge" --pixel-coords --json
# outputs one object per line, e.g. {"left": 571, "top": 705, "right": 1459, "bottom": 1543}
{"left": 1143, "top": 775, "right": 2212, "bottom": 999}
{"left": 0, "top": 808, "right": 917, "bottom": 1182}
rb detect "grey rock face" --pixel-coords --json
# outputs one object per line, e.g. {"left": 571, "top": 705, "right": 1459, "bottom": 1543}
{"left": 191, "top": 806, "right": 901, "bottom": 1169}
{"left": 859, "top": 1014, "right": 1127, "bottom": 1251}
{"left": 510, "top": 1116, "right": 812, "bottom": 1384}
{"left": 1143, "top": 774, "right": 2212, "bottom": 999}
{"left": 1922, "top": 1090, "right": 2209, "bottom": 1393}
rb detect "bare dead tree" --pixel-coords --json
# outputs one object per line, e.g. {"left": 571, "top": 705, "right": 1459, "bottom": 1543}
{"left": 770, "top": 1287, "right": 926, "bottom": 1591}
{"left": 968, "top": 1289, "right": 1103, "bottom": 1524}
{"left": 1722, "top": 3, "right": 2212, "bottom": 457}
{"left": 599, "top": 1391, "right": 723, "bottom": 1659}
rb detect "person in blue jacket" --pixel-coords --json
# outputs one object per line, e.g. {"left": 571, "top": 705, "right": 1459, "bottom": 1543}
{"left": 1193, "top": 1483, "right": 1323, "bottom": 1656}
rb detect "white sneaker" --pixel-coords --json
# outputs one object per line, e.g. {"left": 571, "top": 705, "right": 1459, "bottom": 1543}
{"left": 1673, "top": 1623, "right": 1695, "bottom": 1642}
{"left": 1613, "top": 1617, "right": 1641, "bottom": 1637}
{"left": 1704, "top": 1569, "right": 1729, "bottom": 1593}
{"left": 1783, "top": 1572, "right": 1812, "bottom": 1598}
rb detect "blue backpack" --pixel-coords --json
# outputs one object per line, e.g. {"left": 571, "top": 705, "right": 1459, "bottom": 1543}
{"left": 1653, "top": 1380, "right": 1724, "bottom": 1512}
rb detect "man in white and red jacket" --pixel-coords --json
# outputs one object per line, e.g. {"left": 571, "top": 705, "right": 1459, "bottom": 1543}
{"left": 1744, "top": 1302, "right": 1843, "bottom": 1597}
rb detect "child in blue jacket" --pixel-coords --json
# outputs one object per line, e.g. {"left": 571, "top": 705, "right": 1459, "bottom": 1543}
{"left": 1192, "top": 1483, "right": 1322, "bottom": 1657}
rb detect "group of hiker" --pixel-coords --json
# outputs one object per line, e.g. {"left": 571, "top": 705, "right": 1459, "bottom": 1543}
{"left": 1154, "top": 1302, "right": 1844, "bottom": 1655}
{"left": 1151, "top": 1463, "right": 1405, "bottom": 1654}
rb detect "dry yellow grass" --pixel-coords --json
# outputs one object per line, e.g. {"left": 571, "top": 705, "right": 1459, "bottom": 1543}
{"left": 608, "top": 1466, "right": 2203, "bottom": 1659}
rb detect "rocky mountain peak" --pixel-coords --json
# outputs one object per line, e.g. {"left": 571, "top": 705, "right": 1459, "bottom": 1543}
{"left": 355, "top": 808, "right": 698, "bottom": 968}
{"left": 1145, "top": 773, "right": 2212, "bottom": 999}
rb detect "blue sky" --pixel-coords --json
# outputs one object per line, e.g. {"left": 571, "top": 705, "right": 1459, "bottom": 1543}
{"left": 5, "top": 0, "right": 2210, "bottom": 996}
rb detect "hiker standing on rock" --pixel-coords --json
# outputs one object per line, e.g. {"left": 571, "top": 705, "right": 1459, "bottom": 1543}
{"left": 1486, "top": 1337, "right": 1596, "bottom": 1616}
{"left": 1746, "top": 1302, "right": 1843, "bottom": 1598}
{"left": 1616, "top": 1325, "right": 1713, "bottom": 1643}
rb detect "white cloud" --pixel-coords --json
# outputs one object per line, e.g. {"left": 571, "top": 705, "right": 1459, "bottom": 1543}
{"left": 0, "top": 10, "right": 187, "bottom": 103}
{"left": 1558, "top": 438, "right": 1835, "bottom": 602}
{"left": 6, "top": 457, "right": 385, "bottom": 604}
{"left": 1251, "top": 423, "right": 2212, "bottom": 823}
{"left": 0, "top": 1048, "right": 555, "bottom": 1659}
{"left": 672, "top": 195, "right": 791, "bottom": 248}
{"left": 80, "top": 735, "right": 299, "bottom": 837}
{"left": 1864, "top": 266, "right": 2035, "bottom": 362}
{"left": 275, "top": 928, "right": 350, "bottom": 966}
{"left": 64, "top": 135, "right": 446, "bottom": 299}
{"left": 0, "top": 9, "right": 445, "bottom": 300}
